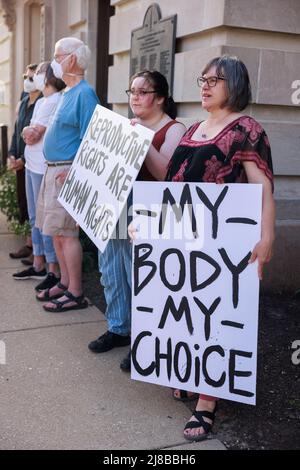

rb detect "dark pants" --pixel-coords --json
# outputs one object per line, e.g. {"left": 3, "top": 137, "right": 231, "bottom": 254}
{"left": 16, "top": 167, "right": 29, "bottom": 224}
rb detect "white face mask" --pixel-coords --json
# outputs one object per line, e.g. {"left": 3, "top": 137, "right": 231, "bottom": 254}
{"left": 23, "top": 78, "right": 37, "bottom": 93}
{"left": 33, "top": 73, "right": 46, "bottom": 92}
{"left": 50, "top": 53, "right": 71, "bottom": 81}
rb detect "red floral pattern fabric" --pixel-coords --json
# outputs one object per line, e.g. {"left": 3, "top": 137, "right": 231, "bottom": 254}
{"left": 166, "top": 115, "right": 273, "bottom": 189}
{"left": 172, "top": 159, "right": 188, "bottom": 182}
{"left": 203, "top": 155, "right": 223, "bottom": 182}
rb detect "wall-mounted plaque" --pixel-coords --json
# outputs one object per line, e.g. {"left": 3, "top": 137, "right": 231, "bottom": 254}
{"left": 130, "top": 3, "right": 177, "bottom": 94}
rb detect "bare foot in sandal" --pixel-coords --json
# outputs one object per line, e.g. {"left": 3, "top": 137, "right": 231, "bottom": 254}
{"left": 183, "top": 398, "right": 218, "bottom": 441}
{"left": 36, "top": 282, "right": 68, "bottom": 301}
{"left": 43, "top": 290, "right": 88, "bottom": 312}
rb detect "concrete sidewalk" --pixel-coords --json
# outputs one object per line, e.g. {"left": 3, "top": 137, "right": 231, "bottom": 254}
{"left": 0, "top": 213, "right": 226, "bottom": 450}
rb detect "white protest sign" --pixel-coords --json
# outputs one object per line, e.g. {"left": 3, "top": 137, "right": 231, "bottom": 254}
{"left": 58, "top": 105, "right": 154, "bottom": 252}
{"left": 131, "top": 182, "right": 262, "bottom": 405}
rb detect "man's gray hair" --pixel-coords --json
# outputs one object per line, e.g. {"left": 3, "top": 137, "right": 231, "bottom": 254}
{"left": 55, "top": 37, "right": 91, "bottom": 70}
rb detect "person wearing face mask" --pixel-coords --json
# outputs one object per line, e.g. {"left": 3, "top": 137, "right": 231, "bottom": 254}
{"left": 8, "top": 63, "right": 42, "bottom": 260}
{"left": 12, "top": 62, "right": 66, "bottom": 293}
{"left": 35, "top": 37, "right": 99, "bottom": 312}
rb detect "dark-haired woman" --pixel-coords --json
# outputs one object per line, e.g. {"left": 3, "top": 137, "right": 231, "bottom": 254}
{"left": 130, "top": 56, "right": 275, "bottom": 441}
{"left": 88, "top": 71, "right": 186, "bottom": 367}
{"left": 168, "top": 56, "right": 275, "bottom": 441}
{"left": 14, "top": 62, "right": 66, "bottom": 292}
{"left": 130, "top": 70, "right": 185, "bottom": 181}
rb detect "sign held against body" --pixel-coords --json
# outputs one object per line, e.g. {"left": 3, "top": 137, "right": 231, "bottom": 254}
{"left": 131, "top": 182, "right": 262, "bottom": 405}
{"left": 58, "top": 105, "right": 154, "bottom": 252}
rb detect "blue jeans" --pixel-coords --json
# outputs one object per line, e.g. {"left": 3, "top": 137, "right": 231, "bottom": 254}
{"left": 25, "top": 168, "right": 57, "bottom": 263}
{"left": 98, "top": 238, "right": 132, "bottom": 336}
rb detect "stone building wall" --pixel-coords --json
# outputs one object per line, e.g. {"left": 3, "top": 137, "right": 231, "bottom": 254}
{"left": 1, "top": 0, "right": 99, "bottom": 132}
{"left": 0, "top": 3, "right": 13, "bottom": 127}
{"left": 108, "top": 0, "right": 300, "bottom": 291}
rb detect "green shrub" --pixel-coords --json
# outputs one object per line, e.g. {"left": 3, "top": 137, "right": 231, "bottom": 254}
{"left": 0, "top": 166, "right": 99, "bottom": 261}
{"left": 0, "top": 166, "right": 31, "bottom": 236}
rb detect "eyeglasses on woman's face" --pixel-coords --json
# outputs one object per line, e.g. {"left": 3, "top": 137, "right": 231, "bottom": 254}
{"left": 125, "top": 89, "right": 157, "bottom": 97}
{"left": 197, "top": 76, "right": 227, "bottom": 88}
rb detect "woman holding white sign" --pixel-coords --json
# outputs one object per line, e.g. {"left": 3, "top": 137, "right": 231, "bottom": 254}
{"left": 169, "top": 56, "right": 275, "bottom": 442}
{"left": 130, "top": 56, "right": 275, "bottom": 442}
{"left": 88, "top": 71, "right": 186, "bottom": 369}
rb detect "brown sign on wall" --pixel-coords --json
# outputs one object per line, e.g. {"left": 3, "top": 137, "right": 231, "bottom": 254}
{"left": 130, "top": 3, "right": 177, "bottom": 93}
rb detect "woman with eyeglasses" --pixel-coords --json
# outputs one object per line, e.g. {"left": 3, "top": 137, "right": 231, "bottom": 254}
{"left": 129, "top": 56, "right": 275, "bottom": 442}
{"left": 169, "top": 55, "right": 275, "bottom": 441}
{"left": 127, "top": 71, "right": 186, "bottom": 181}
{"left": 88, "top": 71, "right": 186, "bottom": 369}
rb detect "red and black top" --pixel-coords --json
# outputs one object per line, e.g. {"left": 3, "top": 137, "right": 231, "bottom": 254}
{"left": 165, "top": 116, "right": 273, "bottom": 188}
{"left": 138, "top": 120, "right": 178, "bottom": 181}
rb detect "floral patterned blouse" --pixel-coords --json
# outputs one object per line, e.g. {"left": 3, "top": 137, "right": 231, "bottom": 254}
{"left": 165, "top": 116, "right": 273, "bottom": 188}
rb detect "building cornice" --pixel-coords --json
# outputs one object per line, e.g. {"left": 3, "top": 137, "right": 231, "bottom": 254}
{"left": 0, "top": 0, "right": 16, "bottom": 32}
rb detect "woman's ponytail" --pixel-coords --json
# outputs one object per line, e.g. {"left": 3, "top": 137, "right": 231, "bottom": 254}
{"left": 164, "top": 96, "right": 177, "bottom": 120}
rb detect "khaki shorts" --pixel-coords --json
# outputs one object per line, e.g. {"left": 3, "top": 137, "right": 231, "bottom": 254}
{"left": 36, "top": 165, "right": 79, "bottom": 237}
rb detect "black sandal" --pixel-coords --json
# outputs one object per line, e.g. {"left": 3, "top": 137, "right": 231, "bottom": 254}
{"left": 173, "top": 389, "right": 198, "bottom": 402}
{"left": 36, "top": 282, "right": 68, "bottom": 302}
{"left": 43, "top": 290, "right": 88, "bottom": 312}
{"left": 184, "top": 402, "right": 218, "bottom": 442}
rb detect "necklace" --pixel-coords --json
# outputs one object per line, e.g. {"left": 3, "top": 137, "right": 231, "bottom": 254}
{"left": 199, "top": 121, "right": 209, "bottom": 139}
{"left": 200, "top": 112, "right": 233, "bottom": 139}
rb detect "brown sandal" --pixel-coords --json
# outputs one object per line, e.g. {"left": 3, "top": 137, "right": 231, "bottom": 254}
{"left": 43, "top": 290, "right": 88, "bottom": 313}
{"left": 36, "top": 282, "right": 68, "bottom": 302}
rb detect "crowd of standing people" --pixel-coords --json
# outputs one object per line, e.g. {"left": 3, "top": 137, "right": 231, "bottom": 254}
{"left": 7, "top": 36, "right": 275, "bottom": 442}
